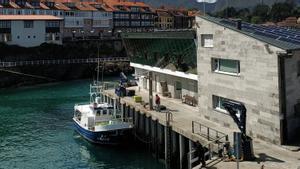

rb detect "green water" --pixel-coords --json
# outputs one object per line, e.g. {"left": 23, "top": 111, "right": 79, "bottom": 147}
{"left": 0, "top": 79, "right": 164, "bottom": 169}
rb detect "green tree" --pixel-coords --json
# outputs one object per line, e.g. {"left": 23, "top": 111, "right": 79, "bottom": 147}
{"left": 253, "top": 4, "right": 270, "bottom": 22}
{"left": 237, "top": 8, "right": 251, "bottom": 22}
{"left": 216, "top": 7, "right": 237, "bottom": 18}
{"left": 270, "top": 3, "right": 293, "bottom": 22}
{"left": 251, "top": 16, "right": 263, "bottom": 24}
{"left": 292, "top": 7, "right": 300, "bottom": 17}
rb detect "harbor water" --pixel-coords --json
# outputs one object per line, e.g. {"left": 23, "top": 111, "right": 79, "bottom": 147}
{"left": 0, "top": 79, "right": 165, "bottom": 169}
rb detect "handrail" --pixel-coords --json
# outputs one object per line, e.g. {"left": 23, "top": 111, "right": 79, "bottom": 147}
{"left": 188, "top": 121, "right": 229, "bottom": 169}
{"left": 0, "top": 57, "right": 129, "bottom": 68}
{"left": 192, "top": 121, "right": 227, "bottom": 142}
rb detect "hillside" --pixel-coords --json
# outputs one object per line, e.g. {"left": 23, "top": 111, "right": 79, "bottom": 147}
{"left": 139, "top": 0, "right": 292, "bottom": 12}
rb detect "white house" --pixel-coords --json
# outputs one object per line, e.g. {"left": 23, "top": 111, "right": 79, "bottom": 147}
{"left": 0, "top": 15, "right": 63, "bottom": 47}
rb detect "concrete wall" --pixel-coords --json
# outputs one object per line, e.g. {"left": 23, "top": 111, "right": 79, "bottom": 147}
{"left": 135, "top": 68, "right": 198, "bottom": 100}
{"left": 196, "top": 17, "right": 285, "bottom": 144}
{"left": 10, "top": 20, "right": 46, "bottom": 47}
{"left": 284, "top": 50, "right": 300, "bottom": 141}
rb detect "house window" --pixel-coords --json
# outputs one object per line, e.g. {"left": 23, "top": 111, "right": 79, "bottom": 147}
{"left": 24, "top": 21, "right": 33, "bottom": 28}
{"left": 201, "top": 34, "right": 213, "bottom": 48}
{"left": 213, "top": 95, "right": 239, "bottom": 113}
{"left": 212, "top": 58, "right": 240, "bottom": 75}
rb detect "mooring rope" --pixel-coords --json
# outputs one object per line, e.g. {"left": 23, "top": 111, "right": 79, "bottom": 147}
{"left": 0, "top": 69, "right": 56, "bottom": 81}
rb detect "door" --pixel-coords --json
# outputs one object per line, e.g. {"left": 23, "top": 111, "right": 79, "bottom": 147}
{"left": 174, "top": 81, "right": 182, "bottom": 99}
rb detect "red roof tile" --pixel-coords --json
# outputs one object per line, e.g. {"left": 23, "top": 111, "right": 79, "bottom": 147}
{"left": 102, "top": 0, "right": 150, "bottom": 12}
{"left": 40, "top": 2, "right": 50, "bottom": 10}
{"left": 54, "top": 2, "right": 70, "bottom": 10}
{"left": 0, "top": 15, "right": 63, "bottom": 20}
{"left": 9, "top": 2, "right": 21, "bottom": 9}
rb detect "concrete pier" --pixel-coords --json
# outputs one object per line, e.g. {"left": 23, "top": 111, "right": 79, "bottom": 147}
{"left": 103, "top": 87, "right": 300, "bottom": 169}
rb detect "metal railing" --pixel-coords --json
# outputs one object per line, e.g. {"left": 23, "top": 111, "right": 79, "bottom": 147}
{"left": 192, "top": 121, "right": 228, "bottom": 142}
{"left": 188, "top": 121, "right": 229, "bottom": 169}
{"left": 0, "top": 57, "right": 129, "bottom": 68}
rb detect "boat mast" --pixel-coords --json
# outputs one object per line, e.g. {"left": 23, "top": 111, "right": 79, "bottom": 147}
{"left": 97, "top": 42, "right": 100, "bottom": 84}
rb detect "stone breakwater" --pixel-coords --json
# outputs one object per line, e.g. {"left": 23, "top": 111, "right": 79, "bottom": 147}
{"left": 0, "top": 62, "right": 133, "bottom": 88}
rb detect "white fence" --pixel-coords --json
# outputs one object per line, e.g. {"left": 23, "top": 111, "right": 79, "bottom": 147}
{"left": 0, "top": 57, "right": 130, "bottom": 68}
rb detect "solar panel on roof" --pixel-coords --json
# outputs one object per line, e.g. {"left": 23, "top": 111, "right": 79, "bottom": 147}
{"left": 220, "top": 20, "right": 236, "bottom": 27}
{"left": 278, "top": 37, "right": 300, "bottom": 45}
{"left": 219, "top": 19, "right": 300, "bottom": 47}
{"left": 267, "top": 31, "right": 290, "bottom": 38}
{"left": 253, "top": 31, "right": 280, "bottom": 39}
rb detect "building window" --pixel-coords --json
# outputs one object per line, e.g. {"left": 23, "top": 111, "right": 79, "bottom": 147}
{"left": 0, "top": 21, "right": 11, "bottom": 28}
{"left": 201, "top": 34, "right": 213, "bottom": 48}
{"left": 24, "top": 21, "right": 33, "bottom": 28}
{"left": 213, "top": 95, "right": 239, "bottom": 113}
{"left": 212, "top": 58, "right": 240, "bottom": 75}
{"left": 46, "top": 21, "right": 59, "bottom": 27}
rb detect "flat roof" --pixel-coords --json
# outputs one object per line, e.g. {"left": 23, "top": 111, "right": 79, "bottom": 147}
{"left": 0, "top": 15, "right": 64, "bottom": 21}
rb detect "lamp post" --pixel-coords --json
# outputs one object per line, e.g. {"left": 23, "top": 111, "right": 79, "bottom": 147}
{"left": 81, "top": 30, "right": 85, "bottom": 40}
{"left": 72, "top": 30, "right": 76, "bottom": 41}
{"left": 90, "top": 29, "right": 95, "bottom": 40}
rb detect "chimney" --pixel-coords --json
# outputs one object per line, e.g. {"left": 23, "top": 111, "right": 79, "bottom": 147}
{"left": 236, "top": 19, "right": 242, "bottom": 30}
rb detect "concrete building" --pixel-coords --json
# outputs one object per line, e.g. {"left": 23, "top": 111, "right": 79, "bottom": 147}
{"left": 0, "top": 15, "right": 63, "bottom": 47}
{"left": 196, "top": 16, "right": 300, "bottom": 145}
{"left": 122, "top": 31, "right": 198, "bottom": 101}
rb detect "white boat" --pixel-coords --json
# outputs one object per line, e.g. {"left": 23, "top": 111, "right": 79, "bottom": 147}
{"left": 73, "top": 82, "right": 133, "bottom": 145}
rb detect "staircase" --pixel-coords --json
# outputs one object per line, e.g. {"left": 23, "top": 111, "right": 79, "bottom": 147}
{"left": 188, "top": 121, "right": 229, "bottom": 169}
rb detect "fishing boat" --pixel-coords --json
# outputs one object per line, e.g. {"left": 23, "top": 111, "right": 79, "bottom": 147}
{"left": 73, "top": 82, "right": 133, "bottom": 145}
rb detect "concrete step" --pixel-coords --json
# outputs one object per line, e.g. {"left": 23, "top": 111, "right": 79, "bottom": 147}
{"left": 192, "top": 156, "right": 224, "bottom": 169}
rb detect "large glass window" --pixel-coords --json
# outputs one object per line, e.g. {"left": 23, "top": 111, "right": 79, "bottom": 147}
{"left": 212, "top": 58, "right": 240, "bottom": 75}
{"left": 213, "top": 95, "right": 239, "bottom": 113}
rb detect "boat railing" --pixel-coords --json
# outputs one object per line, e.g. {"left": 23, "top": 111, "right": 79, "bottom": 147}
{"left": 122, "top": 117, "right": 133, "bottom": 123}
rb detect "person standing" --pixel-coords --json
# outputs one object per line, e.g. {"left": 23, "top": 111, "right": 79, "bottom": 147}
{"left": 196, "top": 141, "right": 206, "bottom": 168}
{"left": 155, "top": 94, "right": 161, "bottom": 112}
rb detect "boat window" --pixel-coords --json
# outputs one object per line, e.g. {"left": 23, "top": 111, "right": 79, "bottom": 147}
{"left": 102, "top": 110, "right": 107, "bottom": 115}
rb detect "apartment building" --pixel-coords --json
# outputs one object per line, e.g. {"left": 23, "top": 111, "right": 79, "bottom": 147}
{"left": 196, "top": 16, "right": 300, "bottom": 145}
{"left": 155, "top": 8, "right": 173, "bottom": 30}
{"left": 0, "top": 14, "right": 63, "bottom": 47}
{"left": 61, "top": 1, "right": 112, "bottom": 38}
{"left": 0, "top": 0, "right": 64, "bottom": 17}
{"left": 103, "top": 0, "right": 155, "bottom": 33}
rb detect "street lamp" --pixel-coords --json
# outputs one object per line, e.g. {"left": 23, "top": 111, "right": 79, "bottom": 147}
{"left": 81, "top": 30, "right": 85, "bottom": 40}
{"left": 72, "top": 30, "right": 76, "bottom": 40}
{"left": 117, "top": 30, "right": 122, "bottom": 38}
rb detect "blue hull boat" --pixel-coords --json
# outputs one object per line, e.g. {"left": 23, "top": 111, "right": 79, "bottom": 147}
{"left": 73, "top": 118, "right": 132, "bottom": 145}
